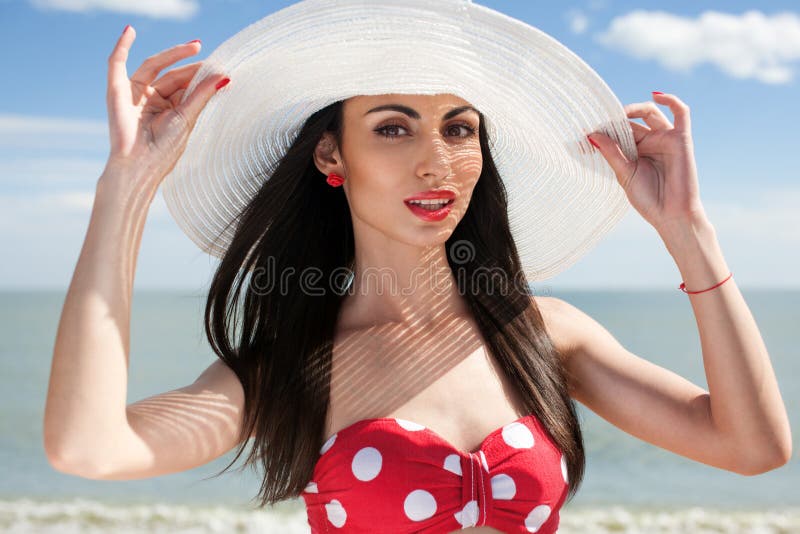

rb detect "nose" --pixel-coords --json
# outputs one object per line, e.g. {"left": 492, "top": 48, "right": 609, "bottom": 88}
{"left": 415, "top": 134, "right": 452, "bottom": 182}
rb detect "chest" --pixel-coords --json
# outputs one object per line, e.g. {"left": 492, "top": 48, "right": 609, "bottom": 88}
{"left": 305, "top": 314, "right": 569, "bottom": 533}
{"left": 325, "top": 317, "right": 529, "bottom": 452}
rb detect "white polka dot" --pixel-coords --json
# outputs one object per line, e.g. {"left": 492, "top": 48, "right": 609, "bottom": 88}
{"left": 403, "top": 489, "right": 437, "bottom": 521}
{"left": 491, "top": 473, "right": 516, "bottom": 500}
{"left": 320, "top": 434, "right": 336, "bottom": 454}
{"left": 351, "top": 446, "right": 382, "bottom": 481}
{"left": 524, "top": 504, "right": 551, "bottom": 532}
{"left": 304, "top": 481, "right": 318, "bottom": 493}
{"left": 396, "top": 418, "right": 426, "bottom": 431}
{"left": 454, "top": 499, "right": 479, "bottom": 528}
{"left": 502, "top": 421, "right": 535, "bottom": 449}
{"left": 479, "top": 450, "right": 489, "bottom": 472}
{"left": 560, "top": 454, "right": 568, "bottom": 483}
{"left": 325, "top": 499, "right": 347, "bottom": 528}
{"left": 443, "top": 453, "right": 462, "bottom": 476}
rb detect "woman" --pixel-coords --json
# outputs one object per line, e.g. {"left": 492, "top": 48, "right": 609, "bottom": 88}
{"left": 44, "top": 1, "right": 791, "bottom": 533}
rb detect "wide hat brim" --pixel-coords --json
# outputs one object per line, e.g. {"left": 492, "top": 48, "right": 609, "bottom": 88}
{"left": 163, "top": 0, "right": 636, "bottom": 282}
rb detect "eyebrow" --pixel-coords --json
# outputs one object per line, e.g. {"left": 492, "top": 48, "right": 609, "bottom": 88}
{"left": 364, "top": 104, "right": 480, "bottom": 121}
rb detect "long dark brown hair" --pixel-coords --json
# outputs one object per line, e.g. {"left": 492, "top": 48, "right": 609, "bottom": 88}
{"left": 201, "top": 98, "right": 585, "bottom": 507}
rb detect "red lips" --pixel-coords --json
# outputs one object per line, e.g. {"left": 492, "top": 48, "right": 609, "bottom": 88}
{"left": 404, "top": 189, "right": 456, "bottom": 201}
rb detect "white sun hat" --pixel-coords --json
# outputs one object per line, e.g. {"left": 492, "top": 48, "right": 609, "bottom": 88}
{"left": 161, "top": 0, "right": 636, "bottom": 282}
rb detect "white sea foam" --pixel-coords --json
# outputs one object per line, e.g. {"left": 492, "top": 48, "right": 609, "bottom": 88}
{"left": 0, "top": 498, "right": 798, "bottom": 533}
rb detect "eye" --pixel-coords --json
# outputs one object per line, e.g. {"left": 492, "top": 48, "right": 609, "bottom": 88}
{"left": 447, "top": 123, "right": 477, "bottom": 138}
{"left": 374, "top": 123, "right": 408, "bottom": 139}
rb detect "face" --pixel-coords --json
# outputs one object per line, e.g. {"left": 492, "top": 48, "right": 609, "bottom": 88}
{"left": 313, "top": 93, "right": 483, "bottom": 248}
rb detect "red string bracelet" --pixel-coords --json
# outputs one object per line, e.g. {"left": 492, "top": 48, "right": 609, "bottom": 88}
{"left": 678, "top": 272, "right": 733, "bottom": 294}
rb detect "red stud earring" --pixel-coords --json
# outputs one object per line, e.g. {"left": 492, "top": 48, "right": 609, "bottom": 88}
{"left": 326, "top": 172, "right": 345, "bottom": 187}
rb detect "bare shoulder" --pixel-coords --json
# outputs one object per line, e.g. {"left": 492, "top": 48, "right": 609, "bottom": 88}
{"left": 532, "top": 295, "right": 605, "bottom": 398}
{"left": 530, "top": 295, "right": 581, "bottom": 364}
{"left": 532, "top": 294, "right": 621, "bottom": 363}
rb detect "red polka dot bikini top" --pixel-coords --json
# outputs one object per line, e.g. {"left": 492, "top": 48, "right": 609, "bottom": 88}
{"left": 301, "top": 414, "right": 570, "bottom": 533}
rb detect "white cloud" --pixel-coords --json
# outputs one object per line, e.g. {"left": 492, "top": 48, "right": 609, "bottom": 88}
{"left": 0, "top": 192, "right": 95, "bottom": 224}
{"left": 705, "top": 187, "right": 800, "bottom": 242}
{"left": 0, "top": 158, "right": 106, "bottom": 187}
{"left": 41, "top": 191, "right": 96, "bottom": 212}
{"left": 595, "top": 10, "right": 800, "bottom": 84}
{"left": 566, "top": 9, "right": 590, "bottom": 35}
{"left": 29, "top": 0, "right": 198, "bottom": 20}
{"left": 0, "top": 114, "right": 106, "bottom": 135}
{"left": 0, "top": 113, "right": 107, "bottom": 151}
{"left": 0, "top": 187, "right": 169, "bottom": 229}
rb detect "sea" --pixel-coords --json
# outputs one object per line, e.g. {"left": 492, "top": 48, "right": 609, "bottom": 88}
{"left": 1, "top": 289, "right": 797, "bottom": 533}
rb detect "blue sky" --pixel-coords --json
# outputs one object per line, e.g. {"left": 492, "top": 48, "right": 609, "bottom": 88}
{"left": 0, "top": 0, "right": 798, "bottom": 290}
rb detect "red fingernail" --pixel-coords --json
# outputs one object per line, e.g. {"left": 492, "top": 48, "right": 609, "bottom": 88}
{"left": 652, "top": 91, "right": 664, "bottom": 95}
{"left": 587, "top": 135, "right": 600, "bottom": 149}
{"left": 122, "top": 24, "right": 130, "bottom": 35}
{"left": 186, "top": 39, "right": 201, "bottom": 45}
{"left": 215, "top": 77, "right": 231, "bottom": 91}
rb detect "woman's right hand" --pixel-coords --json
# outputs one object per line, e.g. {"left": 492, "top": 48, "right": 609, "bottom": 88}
{"left": 101, "top": 25, "right": 229, "bottom": 195}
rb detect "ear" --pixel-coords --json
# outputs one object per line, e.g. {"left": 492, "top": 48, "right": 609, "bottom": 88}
{"left": 313, "top": 131, "right": 344, "bottom": 177}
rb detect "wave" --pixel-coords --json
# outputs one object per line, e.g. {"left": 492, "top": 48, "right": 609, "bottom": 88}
{"left": 1, "top": 498, "right": 798, "bottom": 533}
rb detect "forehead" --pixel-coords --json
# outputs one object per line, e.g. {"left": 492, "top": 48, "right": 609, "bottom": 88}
{"left": 344, "top": 93, "right": 476, "bottom": 115}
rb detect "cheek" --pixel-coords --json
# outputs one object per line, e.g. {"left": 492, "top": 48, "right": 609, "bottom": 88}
{"left": 346, "top": 152, "right": 407, "bottom": 195}
{"left": 347, "top": 148, "right": 401, "bottom": 182}
{"left": 345, "top": 175, "right": 404, "bottom": 220}
{"left": 458, "top": 161, "right": 482, "bottom": 193}
{"left": 457, "top": 150, "right": 483, "bottom": 176}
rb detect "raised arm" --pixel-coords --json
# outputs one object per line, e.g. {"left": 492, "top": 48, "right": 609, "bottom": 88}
{"left": 43, "top": 25, "right": 231, "bottom": 477}
{"left": 583, "top": 92, "right": 791, "bottom": 473}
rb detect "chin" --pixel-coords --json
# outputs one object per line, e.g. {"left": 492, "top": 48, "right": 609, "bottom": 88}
{"left": 399, "top": 226, "right": 456, "bottom": 248}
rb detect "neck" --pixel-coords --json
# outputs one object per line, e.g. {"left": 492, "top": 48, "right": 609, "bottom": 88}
{"left": 338, "top": 242, "right": 470, "bottom": 331}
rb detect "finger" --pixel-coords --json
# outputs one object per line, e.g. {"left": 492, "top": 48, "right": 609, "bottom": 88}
{"left": 629, "top": 120, "right": 650, "bottom": 144}
{"left": 151, "top": 61, "right": 203, "bottom": 99}
{"left": 107, "top": 25, "right": 136, "bottom": 90}
{"left": 587, "top": 132, "right": 637, "bottom": 190}
{"left": 624, "top": 101, "right": 672, "bottom": 130}
{"left": 652, "top": 92, "right": 692, "bottom": 132}
{"left": 130, "top": 40, "right": 201, "bottom": 87}
{"left": 175, "top": 74, "right": 230, "bottom": 131}
{"left": 168, "top": 88, "right": 187, "bottom": 108}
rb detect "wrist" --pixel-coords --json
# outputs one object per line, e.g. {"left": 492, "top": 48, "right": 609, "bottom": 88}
{"left": 657, "top": 217, "right": 731, "bottom": 294}
{"left": 657, "top": 214, "right": 716, "bottom": 258}
{"left": 96, "top": 162, "right": 159, "bottom": 210}
{"left": 94, "top": 176, "right": 157, "bottom": 223}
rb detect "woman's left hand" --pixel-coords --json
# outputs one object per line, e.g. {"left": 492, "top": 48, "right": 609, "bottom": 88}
{"left": 588, "top": 92, "right": 709, "bottom": 233}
